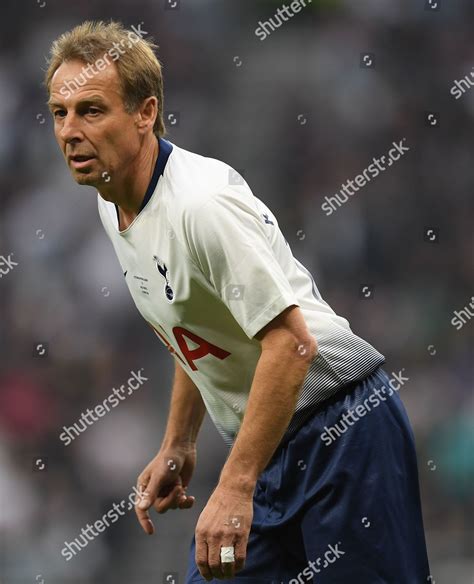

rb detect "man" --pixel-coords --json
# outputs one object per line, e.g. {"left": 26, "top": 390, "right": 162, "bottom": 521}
{"left": 45, "top": 20, "right": 431, "bottom": 583}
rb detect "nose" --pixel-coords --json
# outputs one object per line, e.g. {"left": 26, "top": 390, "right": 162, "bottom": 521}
{"left": 59, "top": 112, "right": 83, "bottom": 144}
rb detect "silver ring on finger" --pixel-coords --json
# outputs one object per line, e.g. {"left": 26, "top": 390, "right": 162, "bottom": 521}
{"left": 220, "top": 545, "right": 235, "bottom": 564}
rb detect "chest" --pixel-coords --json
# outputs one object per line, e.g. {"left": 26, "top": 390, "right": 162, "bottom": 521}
{"left": 116, "top": 228, "right": 213, "bottom": 329}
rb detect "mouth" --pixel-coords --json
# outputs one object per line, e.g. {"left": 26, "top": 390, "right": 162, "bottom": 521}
{"left": 69, "top": 155, "right": 96, "bottom": 169}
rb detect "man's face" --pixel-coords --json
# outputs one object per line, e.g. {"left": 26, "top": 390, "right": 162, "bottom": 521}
{"left": 49, "top": 59, "right": 141, "bottom": 188}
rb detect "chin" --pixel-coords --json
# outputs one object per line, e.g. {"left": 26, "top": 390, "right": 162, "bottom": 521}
{"left": 72, "top": 170, "right": 99, "bottom": 187}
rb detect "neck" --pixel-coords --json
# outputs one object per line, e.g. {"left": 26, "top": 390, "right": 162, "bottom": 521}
{"left": 99, "top": 134, "right": 159, "bottom": 228}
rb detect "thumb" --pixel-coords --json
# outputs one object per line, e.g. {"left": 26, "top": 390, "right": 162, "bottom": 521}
{"left": 137, "top": 476, "right": 164, "bottom": 510}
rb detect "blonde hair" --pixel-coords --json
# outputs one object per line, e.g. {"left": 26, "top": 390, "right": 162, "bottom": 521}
{"left": 44, "top": 20, "right": 166, "bottom": 138}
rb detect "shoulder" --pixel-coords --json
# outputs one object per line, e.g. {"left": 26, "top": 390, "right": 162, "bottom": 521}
{"left": 163, "top": 142, "right": 259, "bottom": 227}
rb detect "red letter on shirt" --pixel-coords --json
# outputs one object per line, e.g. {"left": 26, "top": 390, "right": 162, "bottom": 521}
{"left": 173, "top": 327, "right": 231, "bottom": 371}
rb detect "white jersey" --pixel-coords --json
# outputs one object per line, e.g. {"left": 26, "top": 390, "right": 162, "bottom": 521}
{"left": 98, "top": 138, "right": 385, "bottom": 448}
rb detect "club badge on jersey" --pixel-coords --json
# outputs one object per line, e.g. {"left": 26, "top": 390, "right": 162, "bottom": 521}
{"left": 153, "top": 255, "right": 174, "bottom": 303}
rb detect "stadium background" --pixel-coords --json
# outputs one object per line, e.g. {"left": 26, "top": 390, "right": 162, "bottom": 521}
{"left": 0, "top": 0, "right": 472, "bottom": 582}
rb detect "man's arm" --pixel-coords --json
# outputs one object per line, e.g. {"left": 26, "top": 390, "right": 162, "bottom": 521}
{"left": 161, "top": 359, "right": 207, "bottom": 449}
{"left": 218, "top": 305, "right": 318, "bottom": 495}
{"left": 134, "top": 361, "right": 206, "bottom": 533}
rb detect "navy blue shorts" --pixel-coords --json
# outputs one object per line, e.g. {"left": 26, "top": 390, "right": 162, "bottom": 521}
{"left": 185, "top": 366, "right": 431, "bottom": 583}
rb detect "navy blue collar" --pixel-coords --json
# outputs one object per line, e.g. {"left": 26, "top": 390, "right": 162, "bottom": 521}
{"left": 115, "top": 137, "right": 173, "bottom": 226}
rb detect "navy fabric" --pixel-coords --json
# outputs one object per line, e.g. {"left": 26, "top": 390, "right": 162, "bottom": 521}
{"left": 185, "top": 366, "right": 431, "bottom": 583}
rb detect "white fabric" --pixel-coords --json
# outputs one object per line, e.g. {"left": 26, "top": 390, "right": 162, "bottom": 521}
{"left": 98, "top": 140, "right": 385, "bottom": 447}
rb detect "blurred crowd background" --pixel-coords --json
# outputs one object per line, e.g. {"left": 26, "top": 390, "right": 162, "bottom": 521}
{"left": 0, "top": 0, "right": 472, "bottom": 582}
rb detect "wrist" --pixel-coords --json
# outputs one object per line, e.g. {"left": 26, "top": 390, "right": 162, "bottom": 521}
{"left": 218, "top": 471, "right": 257, "bottom": 496}
{"left": 161, "top": 437, "right": 197, "bottom": 452}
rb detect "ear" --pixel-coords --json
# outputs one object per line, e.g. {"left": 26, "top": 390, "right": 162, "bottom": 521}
{"left": 135, "top": 96, "right": 158, "bottom": 133}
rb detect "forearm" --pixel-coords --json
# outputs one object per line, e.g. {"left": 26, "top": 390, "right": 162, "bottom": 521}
{"left": 219, "top": 340, "right": 316, "bottom": 494}
{"left": 161, "top": 361, "right": 206, "bottom": 449}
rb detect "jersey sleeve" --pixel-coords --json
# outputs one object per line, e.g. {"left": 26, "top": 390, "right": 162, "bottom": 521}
{"left": 183, "top": 183, "right": 299, "bottom": 339}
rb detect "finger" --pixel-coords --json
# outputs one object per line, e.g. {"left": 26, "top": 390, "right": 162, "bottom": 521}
{"left": 221, "top": 559, "right": 235, "bottom": 579}
{"left": 154, "top": 484, "right": 185, "bottom": 514}
{"left": 135, "top": 499, "right": 155, "bottom": 535}
{"left": 219, "top": 538, "right": 237, "bottom": 579}
{"left": 207, "top": 541, "right": 225, "bottom": 580}
{"left": 136, "top": 472, "right": 150, "bottom": 495}
{"left": 173, "top": 485, "right": 194, "bottom": 508}
{"left": 233, "top": 536, "right": 248, "bottom": 573}
{"left": 156, "top": 485, "right": 195, "bottom": 512}
{"left": 138, "top": 473, "right": 172, "bottom": 511}
{"left": 221, "top": 553, "right": 236, "bottom": 579}
{"left": 172, "top": 489, "right": 195, "bottom": 509}
{"left": 134, "top": 476, "right": 155, "bottom": 535}
{"left": 178, "top": 494, "right": 195, "bottom": 509}
{"left": 195, "top": 537, "right": 213, "bottom": 581}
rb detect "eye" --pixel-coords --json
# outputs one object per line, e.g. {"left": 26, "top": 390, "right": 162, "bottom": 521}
{"left": 53, "top": 109, "right": 66, "bottom": 118}
{"left": 87, "top": 107, "right": 101, "bottom": 116}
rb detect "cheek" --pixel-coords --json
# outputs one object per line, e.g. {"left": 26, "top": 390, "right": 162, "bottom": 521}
{"left": 53, "top": 127, "right": 64, "bottom": 147}
{"left": 107, "top": 133, "right": 140, "bottom": 161}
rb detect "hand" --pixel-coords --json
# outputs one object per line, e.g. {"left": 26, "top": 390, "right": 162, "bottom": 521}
{"left": 195, "top": 484, "right": 254, "bottom": 580}
{"left": 135, "top": 444, "right": 197, "bottom": 535}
